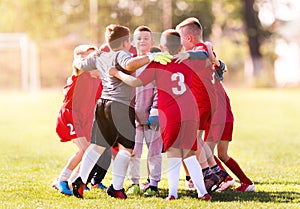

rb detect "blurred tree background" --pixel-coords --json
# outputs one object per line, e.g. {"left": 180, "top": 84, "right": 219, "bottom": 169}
{"left": 0, "top": 0, "right": 299, "bottom": 90}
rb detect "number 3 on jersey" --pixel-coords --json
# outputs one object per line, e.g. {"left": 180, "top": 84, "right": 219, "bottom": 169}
{"left": 171, "top": 72, "right": 186, "bottom": 95}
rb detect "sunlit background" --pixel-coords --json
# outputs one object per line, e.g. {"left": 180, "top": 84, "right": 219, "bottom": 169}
{"left": 1, "top": 0, "right": 300, "bottom": 94}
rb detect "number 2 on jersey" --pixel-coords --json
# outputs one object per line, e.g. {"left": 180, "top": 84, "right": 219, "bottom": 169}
{"left": 67, "top": 123, "right": 76, "bottom": 135}
{"left": 171, "top": 72, "right": 186, "bottom": 95}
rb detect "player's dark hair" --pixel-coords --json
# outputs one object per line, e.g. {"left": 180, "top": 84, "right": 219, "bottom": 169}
{"left": 134, "top": 25, "right": 152, "bottom": 33}
{"left": 161, "top": 29, "right": 181, "bottom": 55}
{"left": 105, "top": 24, "right": 130, "bottom": 50}
{"left": 150, "top": 46, "right": 161, "bottom": 53}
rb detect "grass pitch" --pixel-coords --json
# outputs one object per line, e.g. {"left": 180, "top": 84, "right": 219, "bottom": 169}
{"left": 0, "top": 88, "right": 299, "bottom": 209}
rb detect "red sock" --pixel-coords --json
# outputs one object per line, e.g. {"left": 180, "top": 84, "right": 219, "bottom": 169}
{"left": 214, "top": 155, "right": 233, "bottom": 181}
{"left": 214, "top": 155, "right": 226, "bottom": 170}
{"left": 224, "top": 157, "right": 252, "bottom": 185}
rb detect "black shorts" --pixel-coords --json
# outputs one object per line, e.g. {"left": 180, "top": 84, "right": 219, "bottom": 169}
{"left": 90, "top": 99, "right": 135, "bottom": 149}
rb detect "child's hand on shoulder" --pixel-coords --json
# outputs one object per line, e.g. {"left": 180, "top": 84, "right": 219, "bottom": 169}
{"left": 108, "top": 67, "right": 118, "bottom": 76}
{"left": 174, "top": 52, "right": 190, "bottom": 63}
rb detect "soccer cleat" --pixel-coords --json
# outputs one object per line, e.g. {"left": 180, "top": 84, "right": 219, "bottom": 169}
{"left": 185, "top": 179, "right": 196, "bottom": 191}
{"left": 234, "top": 183, "right": 255, "bottom": 192}
{"left": 165, "top": 195, "right": 176, "bottom": 200}
{"left": 58, "top": 181, "right": 73, "bottom": 196}
{"left": 52, "top": 179, "right": 60, "bottom": 190}
{"left": 72, "top": 177, "right": 85, "bottom": 198}
{"left": 91, "top": 182, "right": 107, "bottom": 190}
{"left": 199, "top": 193, "right": 212, "bottom": 201}
{"left": 216, "top": 176, "right": 236, "bottom": 192}
{"left": 204, "top": 173, "right": 220, "bottom": 193}
{"left": 143, "top": 186, "right": 158, "bottom": 197}
{"left": 52, "top": 179, "right": 73, "bottom": 196}
{"left": 84, "top": 185, "right": 90, "bottom": 191}
{"left": 215, "top": 169, "right": 229, "bottom": 185}
{"left": 140, "top": 181, "right": 150, "bottom": 191}
{"left": 126, "top": 184, "right": 140, "bottom": 195}
{"left": 107, "top": 184, "right": 127, "bottom": 199}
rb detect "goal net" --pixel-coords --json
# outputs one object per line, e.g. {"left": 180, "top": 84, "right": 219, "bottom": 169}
{"left": 0, "top": 33, "right": 40, "bottom": 94}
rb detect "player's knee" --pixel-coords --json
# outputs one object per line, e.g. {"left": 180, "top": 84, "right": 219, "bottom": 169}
{"left": 217, "top": 152, "right": 229, "bottom": 162}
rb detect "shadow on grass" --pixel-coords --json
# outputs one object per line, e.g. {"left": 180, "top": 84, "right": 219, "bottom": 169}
{"left": 155, "top": 187, "right": 300, "bottom": 203}
{"left": 209, "top": 190, "right": 300, "bottom": 203}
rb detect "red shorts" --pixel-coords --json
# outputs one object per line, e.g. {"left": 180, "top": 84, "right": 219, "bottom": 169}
{"left": 198, "top": 107, "right": 211, "bottom": 130}
{"left": 56, "top": 108, "right": 78, "bottom": 142}
{"left": 161, "top": 120, "right": 198, "bottom": 151}
{"left": 204, "top": 122, "right": 233, "bottom": 142}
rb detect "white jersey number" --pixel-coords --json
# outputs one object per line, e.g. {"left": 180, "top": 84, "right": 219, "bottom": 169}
{"left": 67, "top": 123, "right": 76, "bottom": 135}
{"left": 211, "top": 71, "right": 216, "bottom": 84}
{"left": 171, "top": 72, "right": 186, "bottom": 95}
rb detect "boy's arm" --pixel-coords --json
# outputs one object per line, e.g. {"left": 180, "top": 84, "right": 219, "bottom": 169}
{"left": 174, "top": 51, "right": 208, "bottom": 63}
{"left": 125, "top": 55, "right": 151, "bottom": 71}
{"left": 204, "top": 41, "right": 227, "bottom": 80}
{"left": 109, "top": 67, "right": 143, "bottom": 87}
{"left": 125, "top": 52, "right": 173, "bottom": 71}
{"left": 73, "top": 50, "right": 99, "bottom": 71}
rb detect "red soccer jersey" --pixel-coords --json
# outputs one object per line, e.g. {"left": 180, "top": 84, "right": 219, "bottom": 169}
{"left": 211, "top": 81, "right": 234, "bottom": 124}
{"left": 138, "top": 60, "right": 205, "bottom": 125}
{"left": 56, "top": 72, "right": 102, "bottom": 142}
{"left": 190, "top": 43, "right": 217, "bottom": 110}
{"left": 138, "top": 60, "right": 206, "bottom": 151}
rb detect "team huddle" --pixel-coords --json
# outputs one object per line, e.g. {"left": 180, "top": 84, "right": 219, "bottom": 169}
{"left": 52, "top": 17, "right": 255, "bottom": 201}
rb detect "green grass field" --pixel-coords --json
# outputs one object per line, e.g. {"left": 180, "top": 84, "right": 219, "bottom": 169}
{"left": 0, "top": 88, "right": 299, "bottom": 209}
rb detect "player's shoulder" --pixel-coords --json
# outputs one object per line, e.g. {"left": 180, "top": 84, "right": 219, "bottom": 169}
{"left": 193, "top": 42, "right": 207, "bottom": 51}
{"left": 117, "top": 49, "right": 132, "bottom": 57}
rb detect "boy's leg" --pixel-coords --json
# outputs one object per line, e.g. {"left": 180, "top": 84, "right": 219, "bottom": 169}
{"left": 112, "top": 148, "right": 132, "bottom": 190}
{"left": 145, "top": 127, "right": 163, "bottom": 189}
{"left": 128, "top": 125, "right": 144, "bottom": 187}
{"left": 182, "top": 151, "right": 208, "bottom": 198}
{"left": 166, "top": 147, "right": 182, "bottom": 199}
{"left": 88, "top": 147, "right": 112, "bottom": 189}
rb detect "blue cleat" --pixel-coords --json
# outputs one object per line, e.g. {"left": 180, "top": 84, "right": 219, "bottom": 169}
{"left": 91, "top": 182, "right": 107, "bottom": 190}
{"left": 58, "top": 181, "right": 73, "bottom": 196}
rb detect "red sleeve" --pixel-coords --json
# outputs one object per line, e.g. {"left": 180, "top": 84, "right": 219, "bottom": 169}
{"left": 138, "top": 62, "right": 157, "bottom": 85}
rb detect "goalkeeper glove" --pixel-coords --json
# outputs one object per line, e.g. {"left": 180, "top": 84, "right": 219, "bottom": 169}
{"left": 147, "top": 116, "right": 159, "bottom": 131}
{"left": 215, "top": 60, "right": 227, "bottom": 81}
{"left": 147, "top": 52, "right": 173, "bottom": 65}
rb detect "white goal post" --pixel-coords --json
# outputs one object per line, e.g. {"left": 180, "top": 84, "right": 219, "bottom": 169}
{"left": 0, "top": 33, "right": 40, "bottom": 94}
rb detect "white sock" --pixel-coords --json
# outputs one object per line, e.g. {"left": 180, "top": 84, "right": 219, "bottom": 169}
{"left": 68, "top": 170, "right": 79, "bottom": 183}
{"left": 58, "top": 167, "right": 72, "bottom": 182}
{"left": 79, "top": 145, "right": 101, "bottom": 184}
{"left": 112, "top": 150, "right": 131, "bottom": 190}
{"left": 183, "top": 155, "right": 207, "bottom": 197}
{"left": 167, "top": 158, "right": 181, "bottom": 199}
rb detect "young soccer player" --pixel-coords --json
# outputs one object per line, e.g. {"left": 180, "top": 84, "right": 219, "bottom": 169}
{"left": 54, "top": 44, "right": 106, "bottom": 195}
{"left": 175, "top": 18, "right": 254, "bottom": 192}
{"left": 109, "top": 29, "right": 211, "bottom": 200}
{"left": 203, "top": 45, "right": 255, "bottom": 192}
{"left": 71, "top": 24, "right": 172, "bottom": 199}
{"left": 175, "top": 17, "right": 229, "bottom": 192}
{"left": 126, "top": 26, "right": 163, "bottom": 197}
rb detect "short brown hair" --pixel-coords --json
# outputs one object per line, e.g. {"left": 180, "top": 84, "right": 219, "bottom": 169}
{"left": 105, "top": 24, "right": 130, "bottom": 49}
{"left": 160, "top": 29, "right": 181, "bottom": 55}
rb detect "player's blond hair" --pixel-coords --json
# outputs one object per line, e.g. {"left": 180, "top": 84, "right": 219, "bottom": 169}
{"left": 72, "top": 44, "right": 97, "bottom": 75}
{"left": 175, "top": 17, "right": 203, "bottom": 40}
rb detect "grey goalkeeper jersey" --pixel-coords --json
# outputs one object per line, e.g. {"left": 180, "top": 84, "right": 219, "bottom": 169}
{"left": 75, "top": 49, "right": 135, "bottom": 106}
